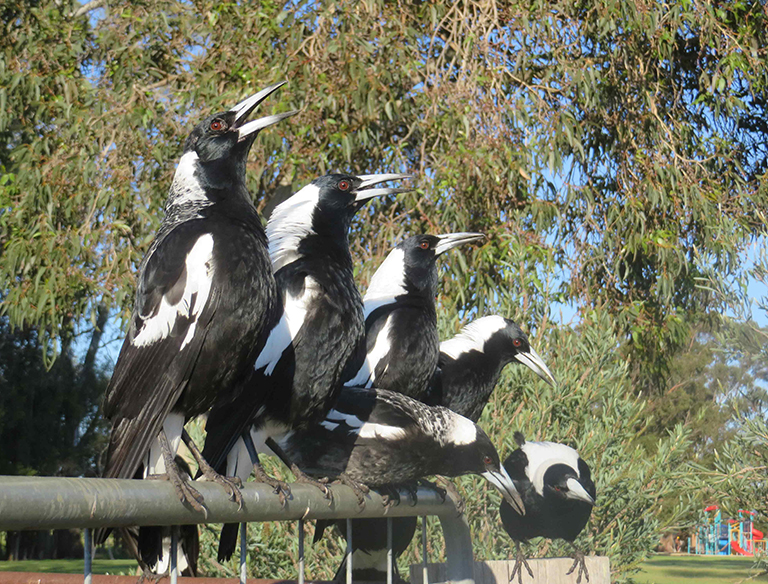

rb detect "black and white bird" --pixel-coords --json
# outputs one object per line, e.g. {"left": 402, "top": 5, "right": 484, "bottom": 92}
{"left": 275, "top": 387, "right": 525, "bottom": 511}
{"left": 427, "top": 315, "right": 557, "bottom": 422}
{"left": 201, "top": 173, "right": 410, "bottom": 560}
{"left": 500, "top": 432, "right": 596, "bottom": 584}
{"left": 344, "top": 232, "right": 484, "bottom": 398}
{"left": 96, "top": 83, "right": 294, "bottom": 549}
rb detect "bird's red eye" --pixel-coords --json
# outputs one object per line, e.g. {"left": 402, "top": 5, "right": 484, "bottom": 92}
{"left": 210, "top": 119, "right": 225, "bottom": 131}
{"left": 483, "top": 456, "right": 493, "bottom": 465}
{"left": 420, "top": 241, "right": 430, "bottom": 250}
{"left": 338, "top": 179, "right": 351, "bottom": 191}
{"left": 513, "top": 338, "right": 522, "bottom": 347}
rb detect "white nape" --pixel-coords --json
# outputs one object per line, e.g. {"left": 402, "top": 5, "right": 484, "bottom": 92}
{"left": 344, "top": 315, "right": 394, "bottom": 387}
{"left": 143, "top": 412, "right": 185, "bottom": 476}
{"left": 444, "top": 413, "right": 478, "bottom": 446}
{"left": 267, "top": 183, "right": 320, "bottom": 272}
{"left": 521, "top": 441, "right": 581, "bottom": 496}
{"left": 440, "top": 315, "right": 508, "bottom": 360}
{"left": 362, "top": 247, "right": 408, "bottom": 318}
{"left": 133, "top": 233, "right": 215, "bottom": 349}
{"left": 254, "top": 276, "right": 320, "bottom": 374}
{"left": 168, "top": 152, "right": 207, "bottom": 207}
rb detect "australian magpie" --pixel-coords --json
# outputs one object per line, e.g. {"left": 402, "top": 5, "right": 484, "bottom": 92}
{"left": 344, "top": 232, "right": 485, "bottom": 398}
{"left": 500, "top": 432, "right": 596, "bottom": 584}
{"left": 95, "top": 83, "right": 295, "bottom": 547}
{"left": 201, "top": 173, "right": 410, "bottom": 561}
{"left": 427, "top": 315, "right": 557, "bottom": 421}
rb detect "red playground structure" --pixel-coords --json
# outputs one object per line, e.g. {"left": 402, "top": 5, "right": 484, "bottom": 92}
{"left": 688, "top": 505, "right": 766, "bottom": 556}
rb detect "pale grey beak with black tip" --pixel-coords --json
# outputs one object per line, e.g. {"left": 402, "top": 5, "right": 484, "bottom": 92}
{"left": 434, "top": 232, "right": 486, "bottom": 255}
{"left": 514, "top": 347, "right": 557, "bottom": 387}
{"left": 566, "top": 477, "right": 595, "bottom": 505}
{"left": 353, "top": 173, "right": 413, "bottom": 202}
{"left": 229, "top": 81, "right": 299, "bottom": 142}
{"left": 483, "top": 466, "right": 526, "bottom": 515}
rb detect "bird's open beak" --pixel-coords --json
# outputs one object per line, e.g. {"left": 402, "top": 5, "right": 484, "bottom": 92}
{"left": 353, "top": 173, "right": 413, "bottom": 202}
{"left": 230, "top": 81, "right": 299, "bottom": 142}
{"left": 514, "top": 347, "right": 557, "bottom": 387}
{"left": 482, "top": 467, "right": 525, "bottom": 515}
{"left": 566, "top": 478, "right": 595, "bottom": 505}
{"left": 434, "top": 232, "right": 485, "bottom": 255}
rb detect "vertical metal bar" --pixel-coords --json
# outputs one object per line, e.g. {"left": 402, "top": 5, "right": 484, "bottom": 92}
{"left": 170, "top": 526, "right": 178, "bottom": 584}
{"left": 421, "top": 516, "right": 429, "bottom": 584}
{"left": 239, "top": 522, "right": 247, "bottom": 584}
{"left": 387, "top": 517, "right": 393, "bottom": 584}
{"left": 346, "top": 518, "right": 353, "bottom": 584}
{"left": 298, "top": 519, "right": 305, "bottom": 584}
{"left": 83, "top": 528, "right": 92, "bottom": 584}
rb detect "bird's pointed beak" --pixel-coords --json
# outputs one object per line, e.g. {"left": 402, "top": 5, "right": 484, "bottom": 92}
{"left": 566, "top": 478, "right": 595, "bottom": 505}
{"left": 482, "top": 467, "right": 525, "bottom": 515}
{"left": 353, "top": 173, "right": 413, "bottom": 202}
{"left": 229, "top": 81, "right": 299, "bottom": 142}
{"left": 514, "top": 347, "right": 557, "bottom": 387}
{"left": 434, "top": 232, "right": 486, "bottom": 255}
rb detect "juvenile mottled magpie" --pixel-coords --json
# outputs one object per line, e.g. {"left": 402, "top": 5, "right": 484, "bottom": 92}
{"left": 344, "top": 232, "right": 485, "bottom": 398}
{"left": 500, "top": 432, "right": 596, "bottom": 584}
{"left": 275, "top": 387, "right": 525, "bottom": 512}
{"left": 201, "top": 173, "right": 410, "bottom": 561}
{"left": 427, "top": 315, "right": 557, "bottom": 422}
{"left": 95, "top": 83, "right": 294, "bottom": 546}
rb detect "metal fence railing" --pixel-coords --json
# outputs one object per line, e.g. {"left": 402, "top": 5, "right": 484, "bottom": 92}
{"left": 0, "top": 476, "right": 474, "bottom": 584}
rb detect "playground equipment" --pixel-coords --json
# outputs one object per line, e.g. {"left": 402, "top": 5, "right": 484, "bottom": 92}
{"left": 688, "top": 505, "right": 766, "bottom": 556}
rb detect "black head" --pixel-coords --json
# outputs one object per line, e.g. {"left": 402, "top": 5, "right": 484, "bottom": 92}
{"left": 489, "top": 318, "right": 557, "bottom": 386}
{"left": 542, "top": 462, "right": 596, "bottom": 506}
{"left": 395, "top": 232, "right": 485, "bottom": 295}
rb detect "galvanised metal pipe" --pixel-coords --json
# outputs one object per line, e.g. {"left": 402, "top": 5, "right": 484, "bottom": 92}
{"left": 0, "top": 476, "right": 457, "bottom": 531}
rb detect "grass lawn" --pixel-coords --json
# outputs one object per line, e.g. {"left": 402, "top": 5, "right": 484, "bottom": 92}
{"left": 634, "top": 554, "right": 768, "bottom": 584}
{"left": 0, "top": 558, "right": 137, "bottom": 575}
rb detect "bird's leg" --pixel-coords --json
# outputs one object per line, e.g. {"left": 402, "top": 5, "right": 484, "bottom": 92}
{"left": 332, "top": 473, "right": 369, "bottom": 507}
{"left": 509, "top": 541, "right": 533, "bottom": 584}
{"left": 265, "top": 437, "right": 333, "bottom": 503}
{"left": 565, "top": 544, "right": 590, "bottom": 584}
{"left": 181, "top": 429, "right": 244, "bottom": 510}
{"left": 435, "top": 475, "right": 466, "bottom": 516}
{"left": 241, "top": 431, "right": 291, "bottom": 506}
{"left": 147, "top": 430, "right": 206, "bottom": 514}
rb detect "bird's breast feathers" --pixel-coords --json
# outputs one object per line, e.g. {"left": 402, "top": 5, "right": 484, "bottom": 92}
{"left": 132, "top": 233, "right": 215, "bottom": 350}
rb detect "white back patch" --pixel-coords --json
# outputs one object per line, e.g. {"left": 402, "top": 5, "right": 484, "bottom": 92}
{"left": 254, "top": 276, "right": 321, "bottom": 374}
{"left": 344, "top": 315, "right": 394, "bottom": 387}
{"left": 168, "top": 152, "right": 207, "bottom": 207}
{"left": 267, "top": 183, "right": 320, "bottom": 272}
{"left": 133, "top": 233, "right": 215, "bottom": 349}
{"left": 521, "top": 441, "right": 581, "bottom": 496}
{"left": 363, "top": 247, "right": 408, "bottom": 318}
{"left": 440, "top": 315, "right": 508, "bottom": 360}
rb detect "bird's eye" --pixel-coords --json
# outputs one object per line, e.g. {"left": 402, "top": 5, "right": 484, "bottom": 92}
{"left": 483, "top": 456, "right": 493, "bottom": 465}
{"left": 338, "top": 179, "right": 351, "bottom": 191}
{"left": 420, "top": 241, "right": 430, "bottom": 250}
{"left": 210, "top": 119, "right": 226, "bottom": 131}
{"left": 512, "top": 338, "right": 522, "bottom": 347}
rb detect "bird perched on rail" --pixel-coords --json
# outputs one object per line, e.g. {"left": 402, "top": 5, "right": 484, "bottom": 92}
{"left": 426, "top": 315, "right": 557, "bottom": 421}
{"left": 500, "top": 432, "right": 596, "bottom": 584}
{"left": 344, "top": 232, "right": 485, "bottom": 397}
{"left": 274, "top": 387, "right": 525, "bottom": 513}
{"left": 201, "top": 173, "right": 411, "bottom": 561}
{"left": 95, "top": 83, "right": 295, "bottom": 550}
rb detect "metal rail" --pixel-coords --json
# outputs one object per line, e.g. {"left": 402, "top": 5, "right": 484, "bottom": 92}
{"left": 0, "top": 476, "right": 474, "bottom": 584}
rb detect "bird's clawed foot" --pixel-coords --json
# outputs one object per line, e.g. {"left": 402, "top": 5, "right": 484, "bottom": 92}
{"left": 332, "top": 473, "right": 369, "bottom": 508}
{"left": 181, "top": 429, "right": 244, "bottom": 509}
{"left": 253, "top": 464, "right": 291, "bottom": 507}
{"left": 136, "top": 570, "right": 164, "bottom": 584}
{"left": 435, "top": 475, "right": 466, "bottom": 516}
{"left": 291, "top": 464, "right": 333, "bottom": 505}
{"left": 509, "top": 543, "right": 534, "bottom": 584}
{"left": 153, "top": 431, "right": 207, "bottom": 515}
{"left": 566, "top": 546, "right": 589, "bottom": 584}
{"left": 377, "top": 485, "right": 401, "bottom": 509}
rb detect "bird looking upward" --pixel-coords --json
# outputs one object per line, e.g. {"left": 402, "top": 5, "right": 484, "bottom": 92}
{"left": 500, "top": 432, "right": 596, "bottom": 584}
{"left": 201, "top": 173, "right": 411, "bottom": 561}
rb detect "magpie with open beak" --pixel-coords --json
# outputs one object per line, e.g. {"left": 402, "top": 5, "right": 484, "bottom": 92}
{"left": 501, "top": 432, "right": 596, "bottom": 584}
{"left": 201, "top": 173, "right": 411, "bottom": 561}
{"left": 95, "top": 83, "right": 295, "bottom": 549}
